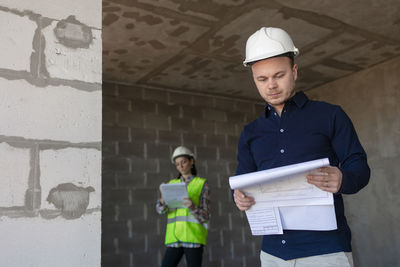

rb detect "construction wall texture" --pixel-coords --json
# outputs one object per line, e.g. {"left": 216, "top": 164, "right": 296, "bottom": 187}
{"left": 102, "top": 82, "right": 264, "bottom": 266}
{"left": 0, "top": 1, "right": 102, "bottom": 266}
{"left": 307, "top": 56, "right": 400, "bottom": 267}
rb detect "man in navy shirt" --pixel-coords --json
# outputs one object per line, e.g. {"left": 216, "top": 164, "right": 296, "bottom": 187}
{"left": 233, "top": 27, "right": 370, "bottom": 266}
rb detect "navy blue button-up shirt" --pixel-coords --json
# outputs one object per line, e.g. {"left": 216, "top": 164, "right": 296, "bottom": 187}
{"left": 236, "top": 91, "right": 370, "bottom": 260}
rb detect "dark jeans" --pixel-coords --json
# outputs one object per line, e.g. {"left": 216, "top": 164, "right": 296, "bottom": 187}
{"left": 161, "top": 246, "right": 203, "bottom": 267}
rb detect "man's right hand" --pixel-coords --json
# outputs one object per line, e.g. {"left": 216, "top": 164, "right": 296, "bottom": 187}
{"left": 233, "top": 189, "right": 255, "bottom": 211}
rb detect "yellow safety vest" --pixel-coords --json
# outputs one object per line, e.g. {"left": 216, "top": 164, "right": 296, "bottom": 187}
{"left": 165, "top": 177, "right": 208, "bottom": 245}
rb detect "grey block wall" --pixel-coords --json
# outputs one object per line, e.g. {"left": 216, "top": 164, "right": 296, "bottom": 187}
{"left": 102, "top": 82, "right": 264, "bottom": 266}
{"left": 307, "top": 56, "right": 400, "bottom": 267}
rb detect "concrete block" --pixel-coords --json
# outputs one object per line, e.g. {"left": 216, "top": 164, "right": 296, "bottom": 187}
{"left": 102, "top": 170, "right": 116, "bottom": 189}
{"left": 193, "top": 120, "right": 216, "bottom": 134}
{"left": 182, "top": 132, "right": 205, "bottom": 146}
{"left": 0, "top": 0, "right": 101, "bottom": 28}
{"left": 102, "top": 253, "right": 131, "bottom": 267}
{"left": 181, "top": 105, "right": 204, "bottom": 119}
{"left": 168, "top": 91, "right": 192, "bottom": 105}
{"left": 254, "top": 103, "right": 265, "bottom": 115}
{"left": 118, "top": 204, "right": 145, "bottom": 221}
{"left": 0, "top": 143, "right": 30, "bottom": 207}
{"left": 103, "top": 220, "right": 129, "bottom": 238}
{"left": 116, "top": 172, "right": 145, "bottom": 188}
{"left": 130, "top": 128, "right": 157, "bottom": 143}
{"left": 158, "top": 130, "right": 182, "bottom": 145}
{"left": 132, "top": 251, "right": 160, "bottom": 267}
{"left": 132, "top": 99, "right": 156, "bottom": 114}
{"left": 193, "top": 95, "right": 215, "bottom": 108}
{"left": 144, "top": 114, "right": 170, "bottom": 130}
{"left": 226, "top": 111, "right": 246, "bottom": 123}
{"left": 215, "top": 98, "right": 236, "bottom": 111}
{"left": 119, "top": 235, "right": 145, "bottom": 253}
{"left": 205, "top": 134, "right": 226, "bottom": 147}
{"left": 144, "top": 89, "right": 167, "bottom": 102}
{"left": 103, "top": 110, "right": 116, "bottom": 126}
{"left": 103, "top": 97, "right": 130, "bottom": 112}
{"left": 118, "top": 111, "right": 144, "bottom": 128}
{"left": 157, "top": 102, "right": 180, "bottom": 117}
{"left": 227, "top": 135, "right": 240, "bottom": 147}
{"left": 103, "top": 126, "right": 129, "bottom": 142}
{"left": 212, "top": 187, "right": 232, "bottom": 202}
{"left": 102, "top": 205, "right": 117, "bottom": 224}
{"left": 102, "top": 141, "right": 117, "bottom": 157}
{"left": 103, "top": 188, "right": 130, "bottom": 205}
{"left": 171, "top": 117, "right": 193, "bottom": 132}
{"left": 203, "top": 108, "right": 226, "bottom": 122}
{"left": 207, "top": 243, "right": 232, "bottom": 261}
{"left": 0, "top": 11, "right": 35, "bottom": 71}
{"left": 101, "top": 234, "right": 117, "bottom": 254}
{"left": 227, "top": 161, "right": 238, "bottom": 175}
{"left": 102, "top": 82, "right": 117, "bottom": 96}
{"left": 146, "top": 143, "right": 171, "bottom": 160}
{"left": 147, "top": 172, "right": 172, "bottom": 188}
{"left": 131, "top": 158, "right": 158, "bottom": 173}
{"left": 196, "top": 146, "right": 218, "bottom": 161}
{"left": 219, "top": 147, "right": 237, "bottom": 161}
{"left": 0, "top": 79, "right": 101, "bottom": 142}
{"left": 118, "top": 84, "right": 143, "bottom": 99}
{"left": 103, "top": 156, "right": 130, "bottom": 172}
{"left": 131, "top": 188, "right": 157, "bottom": 204}
{"left": 118, "top": 142, "right": 144, "bottom": 158}
{"left": 235, "top": 101, "right": 255, "bottom": 114}
{"left": 43, "top": 22, "right": 101, "bottom": 83}
{"left": 40, "top": 148, "right": 101, "bottom": 210}
{"left": 216, "top": 121, "right": 237, "bottom": 135}
{"left": 0, "top": 214, "right": 101, "bottom": 267}
{"left": 246, "top": 256, "right": 262, "bottom": 266}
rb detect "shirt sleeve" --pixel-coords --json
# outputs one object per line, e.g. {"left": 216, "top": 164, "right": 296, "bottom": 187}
{"left": 189, "top": 181, "right": 210, "bottom": 224}
{"left": 236, "top": 128, "right": 258, "bottom": 175}
{"left": 330, "top": 106, "right": 370, "bottom": 194}
{"left": 156, "top": 198, "right": 168, "bottom": 214}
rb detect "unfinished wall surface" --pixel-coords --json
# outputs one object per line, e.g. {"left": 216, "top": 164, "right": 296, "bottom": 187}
{"left": 0, "top": 1, "right": 102, "bottom": 266}
{"left": 307, "top": 56, "right": 400, "bottom": 267}
{"left": 102, "top": 82, "right": 264, "bottom": 266}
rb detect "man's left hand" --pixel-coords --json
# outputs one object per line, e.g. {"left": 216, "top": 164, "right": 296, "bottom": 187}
{"left": 306, "top": 166, "right": 342, "bottom": 193}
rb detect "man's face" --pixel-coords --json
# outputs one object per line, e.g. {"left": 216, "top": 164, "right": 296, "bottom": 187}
{"left": 251, "top": 56, "right": 298, "bottom": 113}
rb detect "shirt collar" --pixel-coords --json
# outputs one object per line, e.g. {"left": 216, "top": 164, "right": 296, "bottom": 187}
{"left": 264, "top": 91, "right": 308, "bottom": 118}
{"left": 181, "top": 175, "right": 195, "bottom": 183}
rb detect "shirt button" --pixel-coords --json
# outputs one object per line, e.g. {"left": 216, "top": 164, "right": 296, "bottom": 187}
{"left": 274, "top": 112, "right": 277, "bottom": 116}
{"left": 282, "top": 240, "right": 286, "bottom": 244}
{"left": 280, "top": 129, "right": 284, "bottom": 133}
{"left": 280, "top": 149, "right": 285, "bottom": 153}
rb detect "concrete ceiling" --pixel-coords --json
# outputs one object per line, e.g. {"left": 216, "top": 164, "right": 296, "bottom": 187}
{"left": 103, "top": 0, "right": 400, "bottom": 100}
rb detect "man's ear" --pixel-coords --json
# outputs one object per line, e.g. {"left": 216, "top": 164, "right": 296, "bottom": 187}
{"left": 292, "top": 64, "right": 298, "bottom": 81}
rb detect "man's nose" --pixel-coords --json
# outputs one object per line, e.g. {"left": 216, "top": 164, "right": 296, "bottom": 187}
{"left": 268, "top": 78, "right": 277, "bottom": 89}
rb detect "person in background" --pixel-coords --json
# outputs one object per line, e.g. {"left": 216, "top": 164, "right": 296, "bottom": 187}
{"left": 156, "top": 146, "right": 210, "bottom": 267}
{"left": 233, "top": 27, "right": 370, "bottom": 267}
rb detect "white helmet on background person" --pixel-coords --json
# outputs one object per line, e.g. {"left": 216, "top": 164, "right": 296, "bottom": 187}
{"left": 171, "top": 146, "right": 195, "bottom": 164}
{"left": 243, "top": 27, "right": 299, "bottom": 67}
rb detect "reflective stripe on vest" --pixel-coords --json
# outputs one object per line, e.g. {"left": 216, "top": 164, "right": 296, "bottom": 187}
{"left": 167, "top": 216, "right": 209, "bottom": 229}
{"left": 165, "top": 177, "right": 208, "bottom": 245}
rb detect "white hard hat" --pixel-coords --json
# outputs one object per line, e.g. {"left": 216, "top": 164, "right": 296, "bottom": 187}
{"left": 243, "top": 27, "right": 299, "bottom": 66}
{"left": 171, "top": 146, "right": 195, "bottom": 163}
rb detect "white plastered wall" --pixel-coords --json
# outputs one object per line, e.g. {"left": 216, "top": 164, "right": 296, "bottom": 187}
{"left": 0, "top": 1, "right": 102, "bottom": 266}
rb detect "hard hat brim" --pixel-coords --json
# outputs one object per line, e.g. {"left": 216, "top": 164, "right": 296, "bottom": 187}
{"left": 243, "top": 49, "right": 299, "bottom": 67}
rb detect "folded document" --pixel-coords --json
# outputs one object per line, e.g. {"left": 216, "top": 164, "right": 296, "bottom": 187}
{"left": 229, "top": 158, "right": 337, "bottom": 235}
